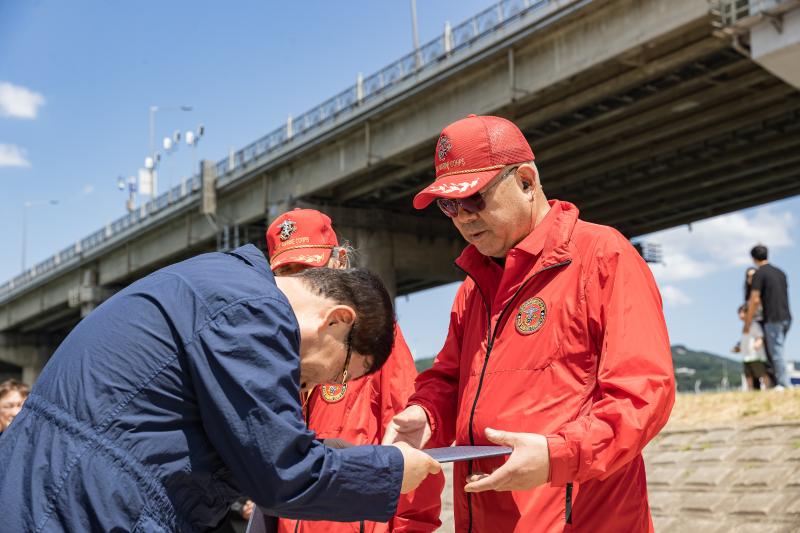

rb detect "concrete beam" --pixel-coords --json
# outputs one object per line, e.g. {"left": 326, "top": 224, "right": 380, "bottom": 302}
{"left": 0, "top": 333, "right": 57, "bottom": 385}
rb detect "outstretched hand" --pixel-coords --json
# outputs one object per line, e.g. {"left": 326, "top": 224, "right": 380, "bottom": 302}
{"left": 464, "top": 428, "right": 550, "bottom": 493}
{"left": 382, "top": 405, "right": 432, "bottom": 449}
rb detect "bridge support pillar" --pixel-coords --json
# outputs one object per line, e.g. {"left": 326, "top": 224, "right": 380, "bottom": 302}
{"left": 0, "top": 334, "right": 56, "bottom": 386}
{"left": 68, "top": 268, "right": 114, "bottom": 318}
{"left": 354, "top": 228, "right": 397, "bottom": 302}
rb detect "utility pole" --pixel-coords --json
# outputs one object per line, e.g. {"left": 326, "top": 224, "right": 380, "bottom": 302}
{"left": 411, "top": 0, "right": 422, "bottom": 68}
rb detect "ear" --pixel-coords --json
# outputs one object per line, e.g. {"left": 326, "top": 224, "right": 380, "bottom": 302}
{"left": 516, "top": 164, "right": 537, "bottom": 196}
{"left": 336, "top": 248, "right": 349, "bottom": 269}
{"left": 321, "top": 304, "right": 356, "bottom": 330}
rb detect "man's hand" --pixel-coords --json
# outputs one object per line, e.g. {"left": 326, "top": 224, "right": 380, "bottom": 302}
{"left": 382, "top": 405, "right": 432, "bottom": 449}
{"left": 392, "top": 441, "right": 441, "bottom": 493}
{"left": 464, "top": 428, "right": 550, "bottom": 493}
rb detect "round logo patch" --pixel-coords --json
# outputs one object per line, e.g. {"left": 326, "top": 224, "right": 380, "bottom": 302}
{"left": 515, "top": 297, "right": 546, "bottom": 335}
{"left": 320, "top": 384, "right": 347, "bottom": 403}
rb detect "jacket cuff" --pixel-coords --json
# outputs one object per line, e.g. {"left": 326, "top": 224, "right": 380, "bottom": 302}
{"left": 407, "top": 401, "right": 438, "bottom": 447}
{"left": 546, "top": 434, "right": 577, "bottom": 486}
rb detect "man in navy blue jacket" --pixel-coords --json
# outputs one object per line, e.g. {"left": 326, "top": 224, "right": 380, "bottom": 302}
{"left": 0, "top": 244, "right": 439, "bottom": 532}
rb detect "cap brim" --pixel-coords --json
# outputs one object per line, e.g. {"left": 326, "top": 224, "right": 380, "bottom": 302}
{"left": 270, "top": 247, "right": 333, "bottom": 271}
{"left": 412, "top": 169, "right": 499, "bottom": 209}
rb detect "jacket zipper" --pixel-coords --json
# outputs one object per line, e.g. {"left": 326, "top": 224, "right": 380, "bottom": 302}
{"left": 457, "top": 259, "right": 572, "bottom": 533}
{"left": 565, "top": 482, "right": 573, "bottom": 524}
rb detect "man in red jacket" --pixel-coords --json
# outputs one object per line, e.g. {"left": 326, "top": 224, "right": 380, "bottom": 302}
{"left": 383, "top": 115, "right": 675, "bottom": 532}
{"left": 266, "top": 208, "right": 444, "bottom": 533}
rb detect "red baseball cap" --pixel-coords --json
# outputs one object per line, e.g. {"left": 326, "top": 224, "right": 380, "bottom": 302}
{"left": 413, "top": 114, "right": 534, "bottom": 209}
{"left": 266, "top": 208, "right": 339, "bottom": 271}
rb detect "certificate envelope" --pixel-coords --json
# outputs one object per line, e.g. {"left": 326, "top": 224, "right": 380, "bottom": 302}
{"left": 423, "top": 445, "right": 512, "bottom": 463}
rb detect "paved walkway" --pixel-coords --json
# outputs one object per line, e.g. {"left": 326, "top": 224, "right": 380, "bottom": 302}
{"left": 646, "top": 422, "right": 800, "bottom": 532}
{"left": 435, "top": 423, "right": 800, "bottom": 531}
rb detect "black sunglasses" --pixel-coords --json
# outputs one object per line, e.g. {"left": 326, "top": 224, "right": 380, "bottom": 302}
{"left": 436, "top": 165, "right": 519, "bottom": 218}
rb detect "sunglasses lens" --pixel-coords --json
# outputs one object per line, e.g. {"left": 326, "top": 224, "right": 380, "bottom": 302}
{"left": 459, "top": 194, "right": 485, "bottom": 214}
{"left": 436, "top": 198, "right": 459, "bottom": 218}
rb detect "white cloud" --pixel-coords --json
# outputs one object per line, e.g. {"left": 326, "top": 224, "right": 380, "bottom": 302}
{"left": 647, "top": 207, "right": 795, "bottom": 283}
{"left": 660, "top": 285, "right": 692, "bottom": 306}
{"left": 0, "top": 144, "right": 30, "bottom": 167}
{"left": 82, "top": 184, "right": 94, "bottom": 196}
{"left": 0, "top": 82, "right": 45, "bottom": 119}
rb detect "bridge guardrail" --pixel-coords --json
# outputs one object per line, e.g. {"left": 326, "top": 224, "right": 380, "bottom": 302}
{"left": 0, "top": 0, "right": 570, "bottom": 303}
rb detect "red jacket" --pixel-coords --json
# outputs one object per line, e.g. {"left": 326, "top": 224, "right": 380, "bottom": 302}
{"left": 409, "top": 201, "right": 674, "bottom": 533}
{"left": 278, "top": 326, "right": 444, "bottom": 533}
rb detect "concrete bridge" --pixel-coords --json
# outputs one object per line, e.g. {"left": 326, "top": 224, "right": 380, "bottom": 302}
{"left": 2, "top": 0, "right": 799, "bottom": 382}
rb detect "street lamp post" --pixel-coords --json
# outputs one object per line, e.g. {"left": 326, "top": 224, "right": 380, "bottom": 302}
{"left": 148, "top": 105, "right": 192, "bottom": 197}
{"left": 22, "top": 200, "right": 59, "bottom": 271}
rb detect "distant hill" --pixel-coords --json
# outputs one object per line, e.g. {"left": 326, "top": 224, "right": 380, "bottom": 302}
{"left": 415, "top": 345, "right": 743, "bottom": 392}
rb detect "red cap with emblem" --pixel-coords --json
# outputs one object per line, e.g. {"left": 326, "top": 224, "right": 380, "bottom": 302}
{"left": 266, "top": 208, "right": 339, "bottom": 271}
{"left": 413, "top": 114, "right": 534, "bottom": 209}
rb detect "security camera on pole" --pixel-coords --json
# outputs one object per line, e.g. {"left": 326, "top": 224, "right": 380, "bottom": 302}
{"left": 117, "top": 175, "right": 137, "bottom": 213}
{"left": 185, "top": 124, "right": 204, "bottom": 179}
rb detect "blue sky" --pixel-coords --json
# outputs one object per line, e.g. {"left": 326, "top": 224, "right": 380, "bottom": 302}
{"left": 1, "top": 1, "right": 798, "bottom": 365}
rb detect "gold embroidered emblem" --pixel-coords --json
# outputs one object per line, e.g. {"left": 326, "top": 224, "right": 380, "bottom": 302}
{"left": 515, "top": 297, "right": 546, "bottom": 335}
{"left": 320, "top": 384, "right": 347, "bottom": 403}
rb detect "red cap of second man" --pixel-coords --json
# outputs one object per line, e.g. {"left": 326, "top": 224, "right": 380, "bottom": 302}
{"left": 266, "top": 208, "right": 339, "bottom": 271}
{"left": 413, "top": 114, "right": 534, "bottom": 209}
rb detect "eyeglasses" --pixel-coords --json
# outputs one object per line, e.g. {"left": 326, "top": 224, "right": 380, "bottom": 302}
{"left": 339, "top": 324, "right": 354, "bottom": 387}
{"left": 436, "top": 165, "right": 519, "bottom": 218}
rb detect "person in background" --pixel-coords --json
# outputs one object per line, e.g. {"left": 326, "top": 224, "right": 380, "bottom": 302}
{"left": 733, "top": 304, "right": 769, "bottom": 390}
{"left": 743, "top": 266, "right": 773, "bottom": 387}
{"left": 744, "top": 244, "right": 792, "bottom": 389}
{"left": 0, "top": 379, "right": 29, "bottom": 435}
{"left": 744, "top": 267, "right": 757, "bottom": 304}
{"left": 263, "top": 208, "right": 444, "bottom": 533}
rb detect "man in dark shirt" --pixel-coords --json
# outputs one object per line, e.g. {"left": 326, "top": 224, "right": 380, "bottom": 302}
{"left": 744, "top": 244, "right": 793, "bottom": 388}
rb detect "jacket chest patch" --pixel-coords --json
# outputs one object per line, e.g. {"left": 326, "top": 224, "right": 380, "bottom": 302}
{"left": 515, "top": 297, "right": 547, "bottom": 335}
{"left": 320, "top": 384, "right": 347, "bottom": 403}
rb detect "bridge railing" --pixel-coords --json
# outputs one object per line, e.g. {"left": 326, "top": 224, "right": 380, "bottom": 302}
{"left": 0, "top": 0, "right": 570, "bottom": 302}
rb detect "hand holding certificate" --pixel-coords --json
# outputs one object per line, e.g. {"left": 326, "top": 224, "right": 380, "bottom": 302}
{"left": 423, "top": 445, "right": 512, "bottom": 463}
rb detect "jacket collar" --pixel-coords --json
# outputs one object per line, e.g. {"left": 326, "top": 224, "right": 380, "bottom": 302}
{"left": 227, "top": 244, "right": 275, "bottom": 281}
{"left": 455, "top": 200, "right": 579, "bottom": 277}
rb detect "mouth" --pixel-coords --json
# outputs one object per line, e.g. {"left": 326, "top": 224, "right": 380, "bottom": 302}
{"left": 469, "top": 230, "right": 487, "bottom": 241}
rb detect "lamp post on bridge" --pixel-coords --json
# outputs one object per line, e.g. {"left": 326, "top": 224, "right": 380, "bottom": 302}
{"left": 148, "top": 105, "right": 193, "bottom": 197}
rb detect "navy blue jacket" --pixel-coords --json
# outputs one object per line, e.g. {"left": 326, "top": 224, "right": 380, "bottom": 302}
{"left": 0, "top": 245, "right": 403, "bottom": 532}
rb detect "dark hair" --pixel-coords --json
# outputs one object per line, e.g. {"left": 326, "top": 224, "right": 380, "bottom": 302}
{"left": 293, "top": 267, "right": 395, "bottom": 374}
{"left": 750, "top": 245, "right": 768, "bottom": 261}
{"left": 0, "top": 379, "right": 30, "bottom": 400}
{"left": 737, "top": 304, "right": 747, "bottom": 315}
{"left": 744, "top": 267, "right": 757, "bottom": 302}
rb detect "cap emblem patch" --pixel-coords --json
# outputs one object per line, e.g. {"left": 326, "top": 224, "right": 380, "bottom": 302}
{"left": 437, "top": 135, "right": 452, "bottom": 161}
{"left": 278, "top": 220, "right": 297, "bottom": 241}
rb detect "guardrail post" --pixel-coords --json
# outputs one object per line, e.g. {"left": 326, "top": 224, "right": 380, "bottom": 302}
{"left": 356, "top": 73, "right": 364, "bottom": 103}
{"left": 286, "top": 115, "right": 293, "bottom": 140}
